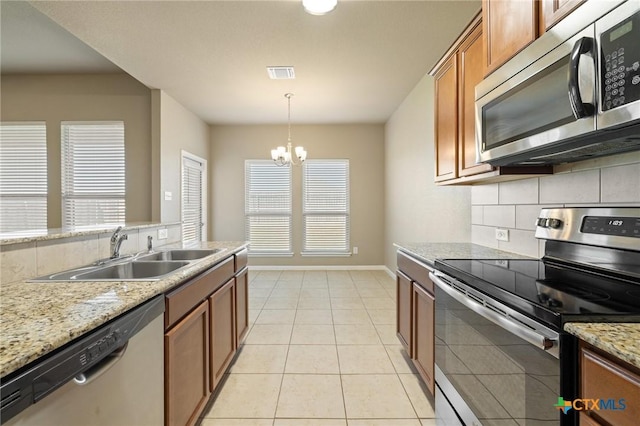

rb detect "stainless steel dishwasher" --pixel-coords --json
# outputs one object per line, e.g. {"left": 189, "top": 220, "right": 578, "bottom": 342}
{"left": 1, "top": 295, "right": 164, "bottom": 425}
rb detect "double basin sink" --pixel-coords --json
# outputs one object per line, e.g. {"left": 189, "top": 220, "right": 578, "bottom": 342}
{"left": 30, "top": 248, "right": 225, "bottom": 282}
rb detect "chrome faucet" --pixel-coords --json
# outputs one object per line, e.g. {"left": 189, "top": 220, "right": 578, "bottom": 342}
{"left": 110, "top": 226, "right": 128, "bottom": 259}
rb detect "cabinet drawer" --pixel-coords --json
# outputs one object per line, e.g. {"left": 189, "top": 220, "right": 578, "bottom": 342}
{"left": 397, "top": 251, "right": 433, "bottom": 293}
{"left": 235, "top": 248, "right": 248, "bottom": 272}
{"left": 165, "top": 256, "right": 234, "bottom": 329}
{"left": 581, "top": 347, "right": 640, "bottom": 426}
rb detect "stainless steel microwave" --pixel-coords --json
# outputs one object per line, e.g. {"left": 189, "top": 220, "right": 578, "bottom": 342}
{"left": 476, "top": 0, "right": 640, "bottom": 166}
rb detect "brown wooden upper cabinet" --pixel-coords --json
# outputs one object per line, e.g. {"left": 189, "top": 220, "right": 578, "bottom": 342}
{"left": 482, "top": 0, "right": 538, "bottom": 76}
{"left": 432, "top": 13, "right": 493, "bottom": 183}
{"left": 540, "top": 0, "right": 586, "bottom": 32}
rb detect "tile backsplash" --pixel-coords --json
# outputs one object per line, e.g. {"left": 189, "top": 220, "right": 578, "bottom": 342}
{"left": 0, "top": 224, "right": 182, "bottom": 285}
{"left": 471, "top": 153, "right": 640, "bottom": 258}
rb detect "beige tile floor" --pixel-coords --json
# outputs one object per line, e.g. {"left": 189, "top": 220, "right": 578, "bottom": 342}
{"left": 200, "top": 270, "right": 436, "bottom": 426}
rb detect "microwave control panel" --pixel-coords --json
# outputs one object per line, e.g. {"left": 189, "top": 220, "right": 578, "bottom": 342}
{"left": 600, "top": 9, "right": 640, "bottom": 111}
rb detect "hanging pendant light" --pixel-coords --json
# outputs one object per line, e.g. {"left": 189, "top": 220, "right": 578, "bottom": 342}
{"left": 271, "top": 93, "right": 307, "bottom": 166}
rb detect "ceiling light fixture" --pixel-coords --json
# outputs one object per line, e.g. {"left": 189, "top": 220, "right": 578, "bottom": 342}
{"left": 271, "top": 93, "right": 307, "bottom": 167}
{"left": 302, "top": 0, "right": 337, "bottom": 16}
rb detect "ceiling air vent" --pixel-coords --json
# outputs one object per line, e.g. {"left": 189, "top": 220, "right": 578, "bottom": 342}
{"left": 267, "top": 66, "right": 295, "bottom": 80}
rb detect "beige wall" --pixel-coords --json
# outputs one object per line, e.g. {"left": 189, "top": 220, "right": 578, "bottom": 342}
{"left": 384, "top": 74, "right": 472, "bottom": 271}
{"left": 0, "top": 73, "right": 152, "bottom": 226}
{"left": 152, "top": 90, "right": 210, "bottom": 226}
{"left": 210, "top": 124, "right": 385, "bottom": 266}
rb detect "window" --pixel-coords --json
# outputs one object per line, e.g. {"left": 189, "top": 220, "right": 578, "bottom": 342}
{"left": 245, "top": 160, "right": 292, "bottom": 255}
{"left": 182, "top": 152, "right": 206, "bottom": 242}
{"left": 61, "top": 122, "right": 125, "bottom": 228}
{"left": 302, "top": 159, "right": 350, "bottom": 255}
{"left": 0, "top": 122, "right": 48, "bottom": 233}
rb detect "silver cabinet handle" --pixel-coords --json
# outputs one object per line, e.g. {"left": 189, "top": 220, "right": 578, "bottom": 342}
{"left": 74, "top": 342, "right": 128, "bottom": 386}
{"left": 429, "top": 271, "right": 559, "bottom": 358}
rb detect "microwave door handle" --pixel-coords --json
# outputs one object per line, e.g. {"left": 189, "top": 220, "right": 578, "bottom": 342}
{"left": 568, "top": 36, "right": 595, "bottom": 119}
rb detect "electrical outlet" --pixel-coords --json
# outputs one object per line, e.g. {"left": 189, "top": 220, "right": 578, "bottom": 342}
{"left": 158, "top": 228, "right": 168, "bottom": 240}
{"left": 353, "top": 246, "right": 358, "bottom": 255}
{"left": 495, "top": 228, "right": 509, "bottom": 242}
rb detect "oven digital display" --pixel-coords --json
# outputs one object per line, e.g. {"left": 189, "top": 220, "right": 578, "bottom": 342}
{"left": 581, "top": 216, "right": 640, "bottom": 237}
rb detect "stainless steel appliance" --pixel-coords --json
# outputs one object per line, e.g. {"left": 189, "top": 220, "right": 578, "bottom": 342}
{"left": 432, "top": 207, "right": 640, "bottom": 425}
{"left": 0, "top": 295, "right": 165, "bottom": 425}
{"left": 476, "top": 0, "right": 640, "bottom": 166}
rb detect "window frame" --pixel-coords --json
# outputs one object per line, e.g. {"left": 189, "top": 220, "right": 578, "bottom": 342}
{"left": 301, "top": 159, "right": 351, "bottom": 257}
{"left": 61, "top": 121, "right": 126, "bottom": 229}
{"left": 181, "top": 150, "right": 207, "bottom": 242}
{"left": 244, "top": 160, "right": 293, "bottom": 257}
{"left": 0, "top": 121, "right": 48, "bottom": 234}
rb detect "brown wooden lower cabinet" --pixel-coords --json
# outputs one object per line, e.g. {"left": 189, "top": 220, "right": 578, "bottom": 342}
{"left": 579, "top": 412, "right": 603, "bottom": 426}
{"left": 396, "top": 250, "right": 436, "bottom": 397}
{"left": 412, "top": 282, "right": 435, "bottom": 395}
{"left": 235, "top": 267, "right": 249, "bottom": 345}
{"left": 164, "top": 300, "right": 210, "bottom": 426}
{"left": 396, "top": 271, "right": 412, "bottom": 354}
{"left": 210, "top": 278, "right": 236, "bottom": 391}
{"left": 164, "top": 251, "right": 249, "bottom": 426}
{"left": 580, "top": 345, "right": 640, "bottom": 426}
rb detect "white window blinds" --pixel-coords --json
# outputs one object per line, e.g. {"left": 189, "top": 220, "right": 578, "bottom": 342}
{"left": 182, "top": 155, "right": 204, "bottom": 242}
{"left": 245, "top": 160, "right": 292, "bottom": 255}
{"left": 0, "top": 122, "right": 48, "bottom": 233}
{"left": 302, "top": 159, "right": 350, "bottom": 255}
{"left": 61, "top": 122, "right": 125, "bottom": 228}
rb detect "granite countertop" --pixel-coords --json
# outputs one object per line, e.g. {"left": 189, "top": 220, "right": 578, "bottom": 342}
{"left": 394, "top": 242, "right": 533, "bottom": 268}
{"left": 564, "top": 322, "right": 640, "bottom": 369}
{"left": 0, "top": 240, "right": 248, "bottom": 379}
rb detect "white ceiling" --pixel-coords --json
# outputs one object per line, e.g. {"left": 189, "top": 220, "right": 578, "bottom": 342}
{"left": 2, "top": 0, "right": 481, "bottom": 125}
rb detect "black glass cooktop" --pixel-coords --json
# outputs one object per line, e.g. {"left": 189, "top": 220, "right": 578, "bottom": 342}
{"left": 434, "top": 258, "right": 640, "bottom": 330}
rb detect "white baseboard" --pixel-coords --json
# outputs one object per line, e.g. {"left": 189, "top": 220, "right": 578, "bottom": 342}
{"left": 249, "top": 265, "right": 388, "bottom": 271}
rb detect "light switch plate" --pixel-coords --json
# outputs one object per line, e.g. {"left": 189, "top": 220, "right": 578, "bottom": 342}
{"left": 164, "top": 191, "right": 172, "bottom": 201}
{"left": 158, "top": 229, "right": 168, "bottom": 240}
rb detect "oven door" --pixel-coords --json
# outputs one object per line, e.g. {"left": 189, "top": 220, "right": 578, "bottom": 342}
{"left": 430, "top": 271, "right": 564, "bottom": 426}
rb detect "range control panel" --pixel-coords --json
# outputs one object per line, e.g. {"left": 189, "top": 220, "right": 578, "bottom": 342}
{"left": 534, "top": 207, "right": 640, "bottom": 251}
{"left": 581, "top": 216, "right": 640, "bottom": 238}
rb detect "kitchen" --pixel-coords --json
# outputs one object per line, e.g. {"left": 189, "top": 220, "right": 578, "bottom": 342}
{"left": 1, "top": 1, "right": 640, "bottom": 426}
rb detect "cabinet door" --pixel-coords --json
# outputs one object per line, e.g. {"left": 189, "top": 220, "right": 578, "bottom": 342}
{"left": 434, "top": 54, "right": 458, "bottom": 182}
{"left": 165, "top": 300, "right": 210, "bottom": 426}
{"left": 412, "top": 282, "right": 435, "bottom": 396}
{"left": 540, "top": 0, "right": 585, "bottom": 32}
{"left": 396, "top": 271, "right": 412, "bottom": 355}
{"left": 235, "top": 267, "right": 249, "bottom": 346}
{"left": 458, "top": 22, "right": 493, "bottom": 177}
{"left": 483, "top": 0, "right": 538, "bottom": 75}
{"left": 581, "top": 347, "right": 640, "bottom": 426}
{"left": 210, "top": 278, "right": 236, "bottom": 391}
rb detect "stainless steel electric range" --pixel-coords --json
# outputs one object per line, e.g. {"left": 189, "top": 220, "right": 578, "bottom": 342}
{"left": 431, "top": 207, "right": 640, "bottom": 426}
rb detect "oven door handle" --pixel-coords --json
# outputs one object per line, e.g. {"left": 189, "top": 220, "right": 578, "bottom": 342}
{"left": 430, "top": 271, "right": 558, "bottom": 357}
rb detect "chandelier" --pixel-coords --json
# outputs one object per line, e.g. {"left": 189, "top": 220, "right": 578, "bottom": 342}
{"left": 271, "top": 93, "right": 307, "bottom": 167}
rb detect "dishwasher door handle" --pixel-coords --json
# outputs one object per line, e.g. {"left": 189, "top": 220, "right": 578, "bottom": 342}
{"left": 74, "top": 343, "right": 128, "bottom": 386}
{"left": 430, "top": 271, "right": 559, "bottom": 358}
